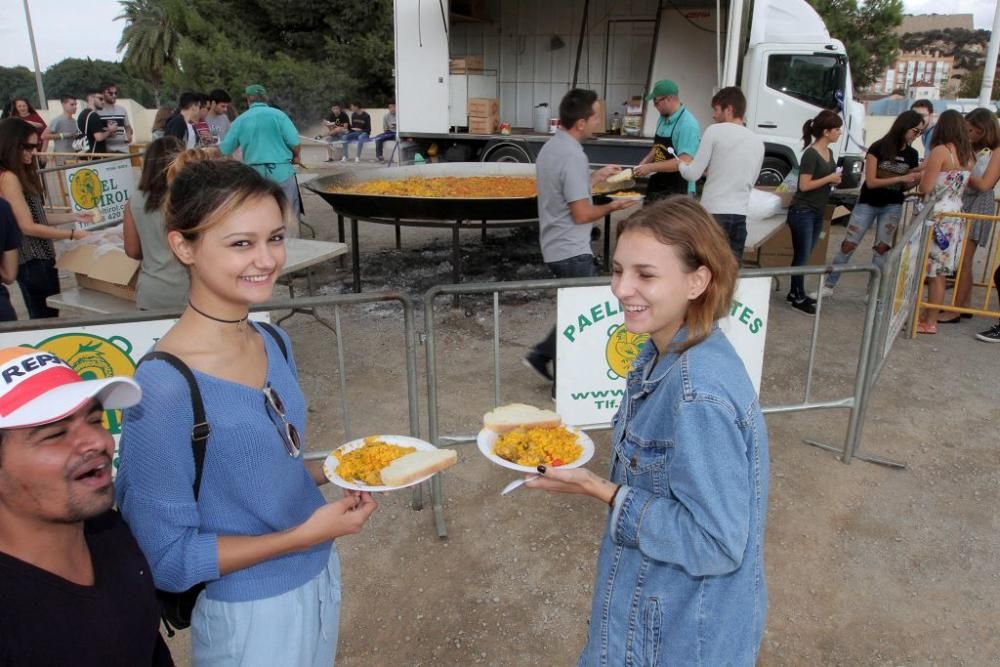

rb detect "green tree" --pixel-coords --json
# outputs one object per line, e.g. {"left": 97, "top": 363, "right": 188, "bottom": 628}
{"left": 958, "top": 67, "right": 1000, "bottom": 99}
{"left": 116, "top": 0, "right": 192, "bottom": 106}
{"left": 42, "top": 58, "right": 155, "bottom": 107}
{"left": 0, "top": 66, "right": 39, "bottom": 108}
{"left": 809, "top": 0, "right": 904, "bottom": 91}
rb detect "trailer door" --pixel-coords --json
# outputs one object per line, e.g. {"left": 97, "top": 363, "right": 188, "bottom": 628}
{"left": 394, "top": 0, "right": 450, "bottom": 133}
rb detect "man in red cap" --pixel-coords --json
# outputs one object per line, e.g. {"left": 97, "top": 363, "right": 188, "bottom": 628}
{"left": 0, "top": 346, "right": 173, "bottom": 665}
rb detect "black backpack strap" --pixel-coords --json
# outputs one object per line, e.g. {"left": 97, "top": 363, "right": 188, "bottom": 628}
{"left": 137, "top": 351, "right": 211, "bottom": 500}
{"left": 256, "top": 321, "right": 288, "bottom": 361}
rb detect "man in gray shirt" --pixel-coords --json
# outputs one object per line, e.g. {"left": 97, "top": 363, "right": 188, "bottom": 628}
{"left": 206, "top": 89, "right": 232, "bottom": 143}
{"left": 43, "top": 95, "right": 79, "bottom": 160}
{"left": 677, "top": 86, "right": 764, "bottom": 262}
{"left": 96, "top": 82, "right": 133, "bottom": 154}
{"left": 524, "top": 88, "right": 635, "bottom": 388}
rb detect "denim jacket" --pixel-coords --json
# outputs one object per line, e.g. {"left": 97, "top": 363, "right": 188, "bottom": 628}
{"left": 578, "top": 326, "right": 769, "bottom": 667}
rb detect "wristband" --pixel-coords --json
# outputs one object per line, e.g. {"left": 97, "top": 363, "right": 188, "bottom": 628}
{"left": 608, "top": 484, "right": 621, "bottom": 508}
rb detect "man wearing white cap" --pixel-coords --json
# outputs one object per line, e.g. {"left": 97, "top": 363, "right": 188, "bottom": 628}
{"left": 0, "top": 347, "right": 173, "bottom": 665}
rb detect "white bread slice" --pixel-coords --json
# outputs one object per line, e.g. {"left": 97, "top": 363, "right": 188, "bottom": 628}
{"left": 606, "top": 168, "right": 633, "bottom": 184}
{"left": 380, "top": 449, "right": 457, "bottom": 486}
{"left": 483, "top": 403, "right": 562, "bottom": 433}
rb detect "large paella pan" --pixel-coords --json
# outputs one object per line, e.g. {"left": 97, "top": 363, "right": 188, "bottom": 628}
{"left": 304, "top": 162, "right": 539, "bottom": 220}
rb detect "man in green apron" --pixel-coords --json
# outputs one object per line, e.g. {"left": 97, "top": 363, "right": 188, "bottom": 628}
{"left": 633, "top": 80, "right": 701, "bottom": 202}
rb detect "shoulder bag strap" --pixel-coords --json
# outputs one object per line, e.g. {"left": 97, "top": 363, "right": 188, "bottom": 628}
{"left": 137, "top": 351, "right": 211, "bottom": 500}
{"left": 256, "top": 321, "right": 288, "bottom": 361}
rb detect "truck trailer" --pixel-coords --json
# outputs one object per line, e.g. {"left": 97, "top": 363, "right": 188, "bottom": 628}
{"left": 393, "top": 0, "right": 866, "bottom": 188}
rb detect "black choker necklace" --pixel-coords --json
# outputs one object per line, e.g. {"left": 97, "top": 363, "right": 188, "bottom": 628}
{"left": 188, "top": 301, "right": 249, "bottom": 331}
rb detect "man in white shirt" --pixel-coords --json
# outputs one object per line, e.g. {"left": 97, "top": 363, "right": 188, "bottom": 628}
{"left": 677, "top": 86, "right": 764, "bottom": 263}
{"left": 96, "top": 82, "right": 133, "bottom": 154}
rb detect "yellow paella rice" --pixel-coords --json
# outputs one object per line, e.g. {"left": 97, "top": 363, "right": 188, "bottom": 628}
{"left": 493, "top": 426, "right": 582, "bottom": 467}
{"left": 334, "top": 437, "right": 416, "bottom": 485}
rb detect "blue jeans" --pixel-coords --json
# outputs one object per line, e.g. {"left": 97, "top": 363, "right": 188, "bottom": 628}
{"left": 533, "top": 254, "right": 600, "bottom": 362}
{"left": 371, "top": 131, "right": 394, "bottom": 159}
{"left": 825, "top": 202, "right": 901, "bottom": 288}
{"left": 341, "top": 131, "right": 368, "bottom": 158}
{"left": 786, "top": 204, "right": 824, "bottom": 296}
{"left": 712, "top": 214, "right": 748, "bottom": 265}
{"left": 16, "top": 257, "right": 59, "bottom": 319}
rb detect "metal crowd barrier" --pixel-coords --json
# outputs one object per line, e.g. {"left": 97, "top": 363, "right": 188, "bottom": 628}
{"left": 422, "top": 264, "right": 886, "bottom": 538}
{"left": 907, "top": 211, "right": 1000, "bottom": 336}
{"left": 0, "top": 291, "right": 426, "bottom": 508}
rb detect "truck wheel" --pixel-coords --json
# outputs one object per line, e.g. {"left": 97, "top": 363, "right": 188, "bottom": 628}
{"left": 484, "top": 145, "right": 531, "bottom": 163}
{"left": 756, "top": 157, "right": 791, "bottom": 187}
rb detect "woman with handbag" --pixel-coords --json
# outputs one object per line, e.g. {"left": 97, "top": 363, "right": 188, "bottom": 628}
{"left": 116, "top": 152, "right": 377, "bottom": 666}
{"left": 527, "top": 197, "right": 770, "bottom": 666}
{"left": 0, "top": 118, "right": 91, "bottom": 318}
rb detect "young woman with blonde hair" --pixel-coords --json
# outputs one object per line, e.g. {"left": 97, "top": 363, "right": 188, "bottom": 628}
{"left": 527, "top": 196, "right": 769, "bottom": 665}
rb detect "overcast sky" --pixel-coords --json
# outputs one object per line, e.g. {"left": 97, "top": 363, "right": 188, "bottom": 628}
{"left": 0, "top": 0, "right": 997, "bottom": 71}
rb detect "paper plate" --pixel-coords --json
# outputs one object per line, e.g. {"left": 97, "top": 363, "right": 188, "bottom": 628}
{"left": 476, "top": 426, "right": 595, "bottom": 473}
{"left": 324, "top": 435, "right": 439, "bottom": 492}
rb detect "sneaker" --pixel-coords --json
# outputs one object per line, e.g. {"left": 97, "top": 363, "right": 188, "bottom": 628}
{"left": 789, "top": 297, "right": 816, "bottom": 316}
{"left": 324, "top": 158, "right": 335, "bottom": 162}
{"left": 354, "top": 157, "right": 360, "bottom": 163}
{"left": 340, "top": 156, "right": 347, "bottom": 162}
{"left": 809, "top": 285, "right": 835, "bottom": 300}
{"left": 522, "top": 352, "right": 554, "bottom": 382}
{"left": 377, "top": 155, "right": 385, "bottom": 162}
{"left": 975, "top": 322, "right": 1000, "bottom": 343}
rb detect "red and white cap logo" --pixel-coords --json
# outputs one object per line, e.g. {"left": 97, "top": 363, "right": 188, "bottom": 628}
{"left": 0, "top": 347, "right": 141, "bottom": 429}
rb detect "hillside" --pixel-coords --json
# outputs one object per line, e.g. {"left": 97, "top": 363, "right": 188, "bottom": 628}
{"left": 899, "top": 28, "right": 991, "bottom": 72}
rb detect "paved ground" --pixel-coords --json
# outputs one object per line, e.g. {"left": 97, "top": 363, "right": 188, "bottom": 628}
{"left": 33, "top": 152, "right": 998, "bottom": 666}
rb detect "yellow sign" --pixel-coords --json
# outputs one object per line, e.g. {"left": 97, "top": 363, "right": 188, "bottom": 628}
{"left": 33, "top": 333, "right": 137, "bottom": 435}
{"left": 69, "top": 168, "right": 103, "bottom": 210}
{"left": 605, "top": 324, "right": 648, "bottom": 379}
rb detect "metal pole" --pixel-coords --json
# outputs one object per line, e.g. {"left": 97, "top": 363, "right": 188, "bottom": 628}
{"left": 979, "top": 1, "right": 1000, "bottom": 107}
{"left": 22, "top": 0, "right": 47, "bottom": 109}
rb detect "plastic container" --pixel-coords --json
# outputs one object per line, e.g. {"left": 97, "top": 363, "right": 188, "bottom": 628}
{"left": 548, "top": 118, "right": 559, "bottom": 134}
{"left": 533, "top": 103, "right": 550, "bottom": 133}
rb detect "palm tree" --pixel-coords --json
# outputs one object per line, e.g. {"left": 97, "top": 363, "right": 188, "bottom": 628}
{"left": 116, "top": 0, "right": 187, "bottom": 106}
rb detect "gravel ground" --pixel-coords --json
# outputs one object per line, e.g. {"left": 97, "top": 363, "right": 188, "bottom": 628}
{"left": 87, "top": 156, "right": 997, "bottom": 666}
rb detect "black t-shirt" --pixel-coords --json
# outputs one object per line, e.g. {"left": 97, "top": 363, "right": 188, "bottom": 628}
{"left": 790, "top": 146, "right": 837, "bottom": 212}
{"left": 77, "top": 109, "right": 108, "bottom": 153}
{"left": 859, "top": 139, "right": 919, "bottom": 207}
{"left": 163, "top": 114, "right": 190, "bottom": 143}
{"left": 0, "top": 511, "right": 173, "bottom": 667}
{"left": 326, "top": 110, "right": 349, "bottom": 128}
{"left": 0, "top": 196, "right": 23, "bottom": 252}
{"left": 350, "top": 110, "right": 372, "bottom": 134}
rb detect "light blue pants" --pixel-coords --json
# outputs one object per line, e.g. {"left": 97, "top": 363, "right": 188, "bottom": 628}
{"left": 191, "top": 547, "right": 341, "bottom": 667}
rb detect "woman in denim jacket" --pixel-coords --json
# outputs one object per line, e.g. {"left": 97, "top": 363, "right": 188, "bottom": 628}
{"left": 528, "top": 197, "right": 769, "bottom": 666}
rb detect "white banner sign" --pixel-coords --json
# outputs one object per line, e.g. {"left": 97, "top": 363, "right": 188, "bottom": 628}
{"left": 63, "top": 159, "right": 137, "bottom": 226}
{"left": 555, "top": 278, "right": 771, "bottom": 427}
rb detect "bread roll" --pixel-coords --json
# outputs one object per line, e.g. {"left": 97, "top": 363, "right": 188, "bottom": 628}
{"left": 380, "top": 449, "right": 457, "bottom": 486}
{"left": 606, "top": 168, "right": 633, "bottom": 184}
{"left": 483, "top": 403, "right": 562, "bottom": 433}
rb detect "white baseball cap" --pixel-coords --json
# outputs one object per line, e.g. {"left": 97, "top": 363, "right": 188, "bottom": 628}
{"left": 0, "top": 346, "right": 141, "bottom": 429}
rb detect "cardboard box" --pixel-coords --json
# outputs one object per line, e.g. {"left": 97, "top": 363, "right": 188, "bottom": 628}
{"left": 751, "top": 205, "right": 833, "bottom": 268}
{"left": 467, "top": 97, "right": 499, "bottom": 118}
{"left": 57, "top": 243, "right": 140, "bottom": 301}
{"left": 468, "top": 115, "right": 499, "bottom": 134}
{"left": 594, "top": 99, "right": 607, "bottom": 133}
{"left": 449, "top": 56, "right": 484, "bottom": 73}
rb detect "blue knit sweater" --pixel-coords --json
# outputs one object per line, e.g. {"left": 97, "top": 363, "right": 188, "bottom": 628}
{"left": 115, "top": 323, "right": 331, "bottom": 602}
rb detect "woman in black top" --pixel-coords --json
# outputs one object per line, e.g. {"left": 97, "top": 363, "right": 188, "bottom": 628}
{"left": 0, "top": 119, "right": 93, "bottom": 318}
{"left": 821, "top": 111, "right": 923, "bottom": 296}
{"left": 785, "top": 110, "right": 842, "bottom": 315}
